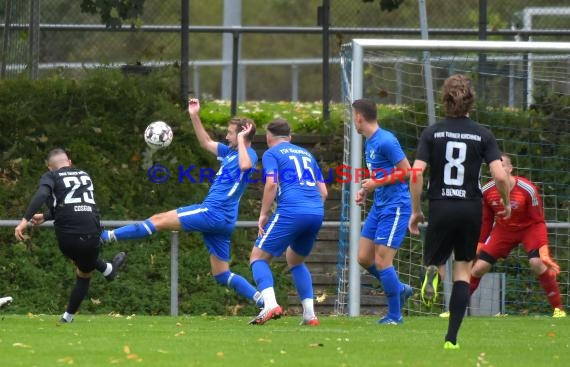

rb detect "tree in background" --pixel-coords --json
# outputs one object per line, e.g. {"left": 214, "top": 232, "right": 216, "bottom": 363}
{"left": 362, "top": 0, "right": 405, "bottom": 12}
{"left": 80, "top": 0, "right": 146, "bottom": 28}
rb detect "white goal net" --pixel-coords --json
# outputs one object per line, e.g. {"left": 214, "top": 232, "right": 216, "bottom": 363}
{"left": 337, "top": 39, "right": 570, "bottom": 317}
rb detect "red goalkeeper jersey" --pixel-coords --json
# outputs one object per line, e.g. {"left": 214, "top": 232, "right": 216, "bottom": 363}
{"left": 480, "top": 176, "right": 545, "bottom": 241}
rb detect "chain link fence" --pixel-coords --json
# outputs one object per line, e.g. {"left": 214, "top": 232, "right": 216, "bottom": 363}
{"left": 332, "top": 0, "right": 570, "bottom": 32}
{"left": 2, "top": 0, "right": 570, "bottom": 101}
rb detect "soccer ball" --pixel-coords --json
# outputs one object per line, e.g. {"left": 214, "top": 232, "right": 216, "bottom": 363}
{"left": 144, "top": 121, "right": 173, "bottom": 149}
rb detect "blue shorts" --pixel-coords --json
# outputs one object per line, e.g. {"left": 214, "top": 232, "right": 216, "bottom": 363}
{"left": 361, "top": 204, "right": 411, "bottom": 249}
{"left": 177, "top": 204, "right": 234, "bottom": 261}
{"left": 255, "top": 213, "right": 324, "bottom": 258}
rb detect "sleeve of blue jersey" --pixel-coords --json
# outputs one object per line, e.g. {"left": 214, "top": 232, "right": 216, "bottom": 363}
{"left": 382, "top": 134, "right": 407, "bottom": 165}
{"left": 247, "top": 147, "right": 259, "bottom": 167}
{"left": 261, "top": 150, "right": 278, "bottom": 173}
{"left": 217, "top": 143, "right": 230, "bottom": 160}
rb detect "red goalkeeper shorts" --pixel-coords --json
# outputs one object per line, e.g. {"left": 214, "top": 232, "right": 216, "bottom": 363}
{"left": 480, "top": 222, "right": 548, "bottom": 260}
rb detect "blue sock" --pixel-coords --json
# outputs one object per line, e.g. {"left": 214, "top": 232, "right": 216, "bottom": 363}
{"left": 290, "top": 263, "right": 313, "bottom": 301}
{"left": 112, "top": 219, "right": 156, "bottom": 241}
{"left": 214, "top": 270, "right": 258, "bottom": 301}
{"left": 251, "top": 260, "right": 273, "bottom": 291}
{"left": 367, "top": 265, "right": 381, "bottom": 280}
{"left": 379, "top": 266, "right": 401, "bottom": 319}
{"left": 368, "top": 265, "right": 407, "bottom": 292}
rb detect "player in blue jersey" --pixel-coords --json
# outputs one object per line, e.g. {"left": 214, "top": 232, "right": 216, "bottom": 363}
{"left": 100, "top": 98, "right": 263, "bottom": 308}
{"left": 249, "top": 118, "right": 328, "bottom": 326}
{"left": 352, "top": 98, "right": 413, "bottom": 325}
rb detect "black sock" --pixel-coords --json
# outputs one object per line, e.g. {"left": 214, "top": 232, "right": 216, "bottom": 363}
{"left": 66, "top": 276, "right": 91, "bottom": 314}
{"left": 95, "top": 258, "right": 107, "bottom": 273}
{"left": 445, "top": 281, "right": 470, "bottom": 345}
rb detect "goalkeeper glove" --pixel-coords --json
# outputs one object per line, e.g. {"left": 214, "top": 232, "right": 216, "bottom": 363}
{"left": 539, "top": 246, "right": 560, "bottom": 275}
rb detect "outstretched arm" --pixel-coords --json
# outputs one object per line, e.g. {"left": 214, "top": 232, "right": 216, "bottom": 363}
{"left": 188, "top": 98, "right": 218, "bottom": 156}
{"left": 236, "top": 122, "right": 254, "bottom": 171}
{"left": 15, "top": 184, "right": 51, "bottom": 240}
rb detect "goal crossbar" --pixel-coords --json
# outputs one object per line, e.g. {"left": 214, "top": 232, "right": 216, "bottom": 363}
{"left": 351, "top": 38, "right": 570, "bottom": 53}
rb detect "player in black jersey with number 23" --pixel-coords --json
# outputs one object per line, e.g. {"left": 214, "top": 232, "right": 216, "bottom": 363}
{"left": 15, "top": 148, "right": 126, "bottom": 324}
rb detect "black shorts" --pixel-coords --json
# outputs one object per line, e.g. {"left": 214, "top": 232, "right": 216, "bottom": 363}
{"left": 56, "top": 231, "right": 102, "bottom": 273}
{"left": 423, "top": 199, "right": 482, "bottom": 266}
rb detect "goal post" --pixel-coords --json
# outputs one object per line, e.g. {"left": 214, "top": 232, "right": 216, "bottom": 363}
{"left": 337, "top": 38, "right": 570, "bottom": 317}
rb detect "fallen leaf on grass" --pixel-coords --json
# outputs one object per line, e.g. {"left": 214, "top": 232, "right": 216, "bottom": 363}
{"left": 13, "top": 342, "right": 32, "bottom": 348}
{"left": 57, "top": 356, "right": 74, "bottom": 364}
{"left": 175, "top": 331, "right": 186, "bottom": 337}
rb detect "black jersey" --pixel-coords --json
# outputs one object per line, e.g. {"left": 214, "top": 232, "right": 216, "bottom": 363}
{"left": 415, "top": 117, "right": 502, "bottom": 201}
{"left": 25, "top": 166, "right": 101, "bottom": 234}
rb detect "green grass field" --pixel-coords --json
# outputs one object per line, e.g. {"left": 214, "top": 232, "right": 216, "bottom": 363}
{"left": 1, "top": 314, "right": 568, "bottom": 367}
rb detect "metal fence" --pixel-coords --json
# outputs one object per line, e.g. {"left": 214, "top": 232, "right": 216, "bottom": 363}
{"left": 2, "top": 0, "right": 570, "bottom": 110}
{"left": 0, "top": 219, "right": 341, "bottom": 316}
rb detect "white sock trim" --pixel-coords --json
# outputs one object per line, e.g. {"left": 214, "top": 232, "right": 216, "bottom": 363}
{"left": 142, "top": 222, "right": 153, "bottom": 235}
{"left": 226, "top": 272, "right": 235, "bottom": 288}
{"left": 261, "top": 287, "right": 278, "bottom": 309}
{"left": 105, "top": 230, "right": 117, "bottom": 242}
{"left": 102, "top": 263, "right": 113, "bottom": 276}
{"left": 253, "top": 291, "right": 262, "bottom": 303}
{"left": 301, "top": 298, "right": 315, "bottom": 319}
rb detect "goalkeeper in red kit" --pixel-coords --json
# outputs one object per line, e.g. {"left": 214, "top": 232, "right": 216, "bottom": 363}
{"left": 471, "top": 153, "right": 566, "bottom": 318}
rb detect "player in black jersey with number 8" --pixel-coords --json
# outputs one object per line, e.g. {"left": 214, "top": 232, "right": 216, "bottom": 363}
{"left": 14, "top": 148, "right": 126, "bottom": 324}
{"left": 408, "top": 74, "right": 511, "bottom": 350}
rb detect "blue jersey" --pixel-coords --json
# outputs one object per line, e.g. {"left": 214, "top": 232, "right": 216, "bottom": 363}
{"left": 365, "top": 128, "right": 411, "bottom": 207}
{"left": 202, "top": 143, "right": 258, "bottom": 222}
{"left": 262, "top": 142, "right": 323, "bottom": 216}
